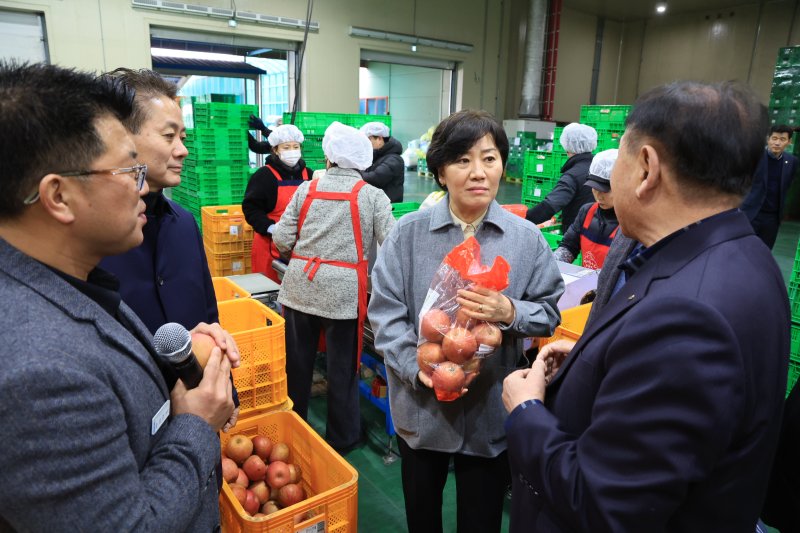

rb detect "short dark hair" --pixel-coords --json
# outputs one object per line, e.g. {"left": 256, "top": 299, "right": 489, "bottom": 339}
{"left": 770, "top": 124, "right": 793, "bottom": 139}
{"left": 0, "top": 62, "right": 134, "bottom": 219}
{"left": 102, "top": 68, "right": 177, "bottom": 134}
{"left": 624, "top": 81, "right": 767, "bottom": 197}
{"left": 426, "top": 109, "right": 509, "bottom": 190}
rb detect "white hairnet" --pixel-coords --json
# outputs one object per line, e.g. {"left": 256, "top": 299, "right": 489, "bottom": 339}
{"left": 360, "top": 121, "right": 390, "bottom": 138}
{"left": 589, "top": 149, "right": 618, "bottom": 181}
{"left": 559, "top": 123, "right": 597, "bottom": 154}
{"left": 267, "top": 124, "right": 304, "bottom": 146}
{"left": 323, "top": 121, "right": 373, "bottom": 170}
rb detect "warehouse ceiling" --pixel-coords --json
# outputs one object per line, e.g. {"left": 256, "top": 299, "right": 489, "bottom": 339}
{"left": 563, "top": 0, "right": 760, "bottom": 21}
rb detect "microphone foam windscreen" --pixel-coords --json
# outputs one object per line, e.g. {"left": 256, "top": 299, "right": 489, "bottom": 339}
{"left": 153, "top": 322, "right": 192, "bottom": 363}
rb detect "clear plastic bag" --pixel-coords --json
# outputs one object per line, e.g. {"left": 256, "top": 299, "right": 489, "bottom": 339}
{"left": 416, "top": 236, "right": 510, "bottom": 401}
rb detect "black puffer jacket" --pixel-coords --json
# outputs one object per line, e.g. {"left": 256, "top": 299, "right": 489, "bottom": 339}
{"left": 526, "top": 152, "right": 595, "bottom": 229}
{"left": 554, "top": 202, "right": 619, "bottom": 265}
{"left": 361, "top": 137, "right": 405, "bottom": 203}
{"left": 242, "top": 154, "right": 312, "bottom": 236}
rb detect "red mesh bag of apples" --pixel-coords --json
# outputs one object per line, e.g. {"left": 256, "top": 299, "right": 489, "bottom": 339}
{"left": 417, "top": 236, "right": 510, "bottom": 401}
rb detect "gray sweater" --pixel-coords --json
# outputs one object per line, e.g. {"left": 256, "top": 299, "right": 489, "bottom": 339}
{"left": 273, "top": 167, "right": 395, "bottom": 319}
{"left": 368, "top": 198, "right": 564, "bottom": 456}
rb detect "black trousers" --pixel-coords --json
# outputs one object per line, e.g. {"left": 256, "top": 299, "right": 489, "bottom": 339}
{"left": 283, "top": 306, "right": 361, "bottom": 451}
{"left": 751, "top": 211, "right": 781, "bottom": 249}
{"left": 397, "top": 437, "right": 510, "bottom": 533}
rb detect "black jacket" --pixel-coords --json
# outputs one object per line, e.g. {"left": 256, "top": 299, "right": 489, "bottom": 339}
{"left": 242, "top": 155, "right": 312, "bottom": 236}
{"left": 247, "top": 132, "right": 271, "bottom": 155}
{"left": 361, "top": 137, "right": 405, "bottom": 203}
{"left": 526, "top": 152, "right": 595, "bottom": 229}
{"left": 555, "top": 202, "right": 619, "bottom": 263}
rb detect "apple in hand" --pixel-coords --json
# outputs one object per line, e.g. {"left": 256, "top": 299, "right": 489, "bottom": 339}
{"left": 190, "top": 332, "right": 218, "bottom": 368}
{"left": 267, "top": 460, "right": 291, "bottom": 489}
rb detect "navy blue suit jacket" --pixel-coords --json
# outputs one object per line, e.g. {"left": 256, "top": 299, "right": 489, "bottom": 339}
{"left": 506, "top": 210, "right": 789, "bottom": 532}
{"left": 741, "top": 149, "right": 797, "bottom": 221}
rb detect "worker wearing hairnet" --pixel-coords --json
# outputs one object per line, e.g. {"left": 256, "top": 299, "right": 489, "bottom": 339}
{"left": 553, "top": 148, "right": 619, "bottom": 269}
{"left": 272, "top": 122, "right": 395, "bottom": 454}
{"left": 360, "top": 121, "right": 405, "bottom": 203}
{"left": 526, "top": 123, "right": 598, "bottom": 230}
{"left": 243, "top": 124, "right": 315, "bottom": 282}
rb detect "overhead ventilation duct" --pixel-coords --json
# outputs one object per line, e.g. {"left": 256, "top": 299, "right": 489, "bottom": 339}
{"left": 518, "top": 0, "right": 548, "bottom": 118}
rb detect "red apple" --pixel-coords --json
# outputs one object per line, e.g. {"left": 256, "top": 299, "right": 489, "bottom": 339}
{"left": 249, "top": 480, "right": 270, "bottom": 504}
{"left": 442, "top": 327, "right": 477, "bottom": 364}
{"left": 420, "top": 309, "right": 450, "bottom": 342}
{"left": 243, "top": 455, "right": 267, "bottom": 482}
{"left": 267, "top": 460, "right": 291, "bottom": 489}
{"left": 472, "top": 322, "right": 502, "bottom": 348}
{"left": 252, "top": 435, "right": 273, "bottom": 462}
{"left": 417, "top": 342, "right": 446, "bottom": 375}
{"left": 244, "top": 489, "right": 260, "bottom": 515}
{"left": 454, "top": 306, "right": 471, "bottom": 327}
{"left": 222, "top": 457, "right": 239, "bottom": 483}
{"left": 190, "top": 332, "right": 217, "bottom": 368}
{"left": 287, "top": 463, "right": 303, "bottom": 484}
{"left": 269, "top": 442, "right": 290, "bottom": 463}
{"left": 225, "top": 434, "right": 253, "bottom": 465}
{"left": 229, "top": 483, "right": 247, "bottom": 507}
{"left": 431, "top": 361, "right": 466, "bottom": 393}
{"left": 278, "top": 483, "right": 306, "bottom": 508}
{"left": 261, "top": 500, "right": 280, "bottom": 515}
{"left": 235, "top": 468, "right": 249, "bottom": 486}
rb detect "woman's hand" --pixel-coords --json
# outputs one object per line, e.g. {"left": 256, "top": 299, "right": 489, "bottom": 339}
{"left": 456, "top": 286, "right": 515, "bottom": 325}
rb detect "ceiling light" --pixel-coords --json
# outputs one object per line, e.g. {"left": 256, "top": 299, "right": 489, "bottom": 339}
{"left": 655, "top": 3, "right": 667, "bottom": 14}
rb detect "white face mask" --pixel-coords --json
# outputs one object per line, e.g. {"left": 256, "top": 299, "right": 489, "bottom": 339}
{"left": 279, "top": 149, "right": 302, "bottom": 167}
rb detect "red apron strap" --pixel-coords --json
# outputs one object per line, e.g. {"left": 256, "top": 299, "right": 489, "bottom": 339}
{"left": 582, "top": 202, "right": 599, "bottom": 230}
{"left": 302, "top": 167, "right": 309, "bottom": 180}
{"left": 266, "top": 164, "right": 283, "bottom": 182}
{"left": 295, "top": 179, "right": 319, "bottom": 236}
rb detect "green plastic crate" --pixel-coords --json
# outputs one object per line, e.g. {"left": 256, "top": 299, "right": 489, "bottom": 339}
{"left": 580, "top": 105, "right": 632, "bottom": 125}
{"left": 283, "top": 112, "right": 392, "bottom": 136}
{"left": 541, "top": 230, "right": 563, "bottom": 250}
{"left": 791, "top": 323, "right": 800, "bottom": 359}
{"left": 524, "top": 150, "right": 557, "bottom": 178}
{"left": 391, "top": 201, "right": 421, "bottom": 219}
{"left": 788, "top": 360, "right": 800, "bottom": 397}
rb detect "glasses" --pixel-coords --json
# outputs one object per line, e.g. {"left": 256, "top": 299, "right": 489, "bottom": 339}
{"left": 23, "top": 164, "right": 148, "bottom": 205}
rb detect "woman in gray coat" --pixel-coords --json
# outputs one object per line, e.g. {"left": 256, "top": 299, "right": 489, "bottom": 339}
{"left": 272, "top": 121, "right": 394, "bottom": 454}
{"left": 369, "top": 110, "right": 564, "bottom": 533}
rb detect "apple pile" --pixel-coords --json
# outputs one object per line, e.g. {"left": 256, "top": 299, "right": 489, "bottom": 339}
{"left": 222, "top": 433, "right": 307, "bottom": 519}
{"left": 418, "top": 307, "right": 502, "bottom": 400}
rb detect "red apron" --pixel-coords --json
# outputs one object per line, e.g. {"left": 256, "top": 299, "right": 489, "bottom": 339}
{"left": 290, "top": 179, "right": 369, "bottom": 370}
{"left": 579, "top": 202, "right": 619, "bottom": 269}
{"left": 251, "top": 165, "right": 310, "bottom": 283}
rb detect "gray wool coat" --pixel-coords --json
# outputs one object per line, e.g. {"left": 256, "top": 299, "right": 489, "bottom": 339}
{"left": 273, "top": 166, "right": 395, "bottom": 319}
{"left": 0, "top": 238, "right": 221, "bottom": 532}
{"left": 368, "top": 198, "right": 564, "bottom": 457}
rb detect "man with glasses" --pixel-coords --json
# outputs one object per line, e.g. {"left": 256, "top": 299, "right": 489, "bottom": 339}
{"left": 0, "top": 62, "right": 234, "bottom": 530}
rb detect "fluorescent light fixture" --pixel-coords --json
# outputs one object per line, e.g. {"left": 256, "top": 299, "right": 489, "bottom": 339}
{"left": 131, "top": 0, "right": 319, "bottom": 31}
{"left": 349, "top": 26, "right": 473, "bottom": 53}
{"left": 655, "top": 3, "right": 667, "bottom": 14}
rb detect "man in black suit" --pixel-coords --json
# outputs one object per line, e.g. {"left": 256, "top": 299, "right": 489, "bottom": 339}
{"left": 740, "top": 124, "right": 798, "bottom": 249}
{"left": 503, "top": 81, "right": 789, "bottom": 532}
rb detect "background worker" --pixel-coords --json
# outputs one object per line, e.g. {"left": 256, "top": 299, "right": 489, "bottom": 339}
{"left": 525, "top": 123, "right": 598, "bottom": 230}
{"left": 360, "top": 121, "right": 406, "bottom": 203}
{"left": 242, "top": 124, "right": 314, "bottom": 283}
{"left": 553, "top": 148, "right": 619, "bottom": 269}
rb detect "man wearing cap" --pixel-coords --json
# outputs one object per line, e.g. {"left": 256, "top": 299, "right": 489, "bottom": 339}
{"left": 553, "top": 149, "right": 619, "bottom": 269}
{"left": 243, "top": 124, "right": 314, "bottom": 283}
{"left": 272, "top": 122, "right": 394, "bottom": 454}
{"left": 526, "top": 123, "right": 598, "bottom": 229}
{"left": 360, "top": 121, "right": 405, "bottom": 202}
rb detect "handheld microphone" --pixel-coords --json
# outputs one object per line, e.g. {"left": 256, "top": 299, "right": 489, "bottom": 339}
{"left": 153, "top": 323, "right": 204, "bottom": 389}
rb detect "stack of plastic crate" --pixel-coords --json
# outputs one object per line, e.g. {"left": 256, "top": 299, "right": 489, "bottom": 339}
{"left": 171, "top": 102, "right": 256, "bottom": 228}
{"left": 201, "top": 204, "right": 254, "bottom": 277}
{"left": 507, "top": 131, "right": 550, "bottom": 181}
{"left": 281, "top": 112, "right": 392, "bottom": 171}
{"left": 579, "top": 105, "right": 631, "bottom": 153}
{"left": 786, "top": 243, "right": 800, "bottom": 396}
{"left": 769, "top": 47, "right": 800, "bottom": 155}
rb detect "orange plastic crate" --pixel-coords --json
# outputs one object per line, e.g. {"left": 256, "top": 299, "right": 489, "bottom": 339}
{"left": 202, "top": 204, "right": 255, "bottom": 244}
{"left": 213, "top": 277, "right": 251, "bottom": 302}
{"left": 205, "top": 236, "right": 250, "bottom": 254}
{"left": 218, "top": 299, "right": 288, "bottom": 416}
{"left": 205, "top": 246, "right": 252, "bottom": 276}
{"left": 219, "top": 410, "right": 358, "bottom": 533}
{"left": 539, "top": 302, "right": 592, "bottom": 348}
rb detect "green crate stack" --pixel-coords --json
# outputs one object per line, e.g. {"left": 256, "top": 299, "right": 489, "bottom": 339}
{"left": 578, "top": 105, "right": 630, "bottom": 155}
{"left": 391, "top": 202, "right": 421, "bottom": 220}
{"left": 785, "top": 237, "right": 800, "bottom": 396}
{"left": 282, "top": 112, "right": 391, "bottom": 136}
{"left": 769, "top": 47, "right": 800, "bottom": 154}
{"left": 171, "top": 121, "right": 251, "bottom": 225}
